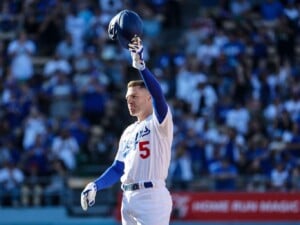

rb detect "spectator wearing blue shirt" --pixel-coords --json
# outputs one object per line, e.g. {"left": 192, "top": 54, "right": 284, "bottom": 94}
{"left": 62, "top": 107, "right": 90, "bottom": 147}
{"left": 80, "top": 75, "right": 108, "bottom": 125}
{"left": 221, "top": 31, "right": 246, "bottom": 61}
{"left": 260, "top": 0, "right": 283, "bottom": 22}
{"left": 211, "top": 157, "right": 238, "bottom": 191}
{"left": 246, "top": 134, "right": 272, "bottom": 176}
{"left": 169, "top": 142, "right": 193, "bottom": 190}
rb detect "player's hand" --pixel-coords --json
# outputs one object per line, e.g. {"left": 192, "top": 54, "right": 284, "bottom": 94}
{"left": 128, "top": 35, "right": 145, "bottom": 71}
{"left": 81, "top": 182, "right": 97, "bottom": 211}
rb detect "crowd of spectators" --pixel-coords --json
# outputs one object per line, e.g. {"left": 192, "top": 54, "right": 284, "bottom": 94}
{"left": 0, "top": 0, "right": 300, "bottom": 207}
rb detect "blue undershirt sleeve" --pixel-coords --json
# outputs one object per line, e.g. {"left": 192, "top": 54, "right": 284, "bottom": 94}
{"left": 94, "top": 160, "right": 124, "bottom": 191}
{"left": 140, "top": 68, "right": 168, "bottom": 123}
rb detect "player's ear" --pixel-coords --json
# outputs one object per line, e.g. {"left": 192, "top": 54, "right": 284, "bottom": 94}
{"left": 144, "top": 89, "right": 151, "bottom": 100}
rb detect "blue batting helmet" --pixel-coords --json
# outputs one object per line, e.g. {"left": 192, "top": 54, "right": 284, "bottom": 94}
{"left": 108, "top": 10, "right": 143, "bottom": 49}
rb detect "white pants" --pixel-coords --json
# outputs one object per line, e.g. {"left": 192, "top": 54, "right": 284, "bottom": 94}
{"left": 121, "top": 186, "right": 172, "bottom": 225}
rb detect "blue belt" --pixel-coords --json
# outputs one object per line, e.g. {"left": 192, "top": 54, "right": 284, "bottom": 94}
{"left": 122, "top": 181, "right": 153, "bottom": 191}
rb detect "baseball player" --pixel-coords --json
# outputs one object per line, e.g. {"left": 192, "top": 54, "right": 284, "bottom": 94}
{"left": 81, "top": 36, "right": 174, "bottom": 225}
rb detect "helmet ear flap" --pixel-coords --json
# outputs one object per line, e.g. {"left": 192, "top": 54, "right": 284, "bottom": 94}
{"left": 108, "top": 14, "right": 120, "bottom": 40}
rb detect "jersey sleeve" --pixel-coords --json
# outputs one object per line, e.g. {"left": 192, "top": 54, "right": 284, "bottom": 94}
{"left": 114, "top": 128, "right": 129, "bottom": 162}
{"left": 153, "top": 105, "right": 173, "bottom": 138}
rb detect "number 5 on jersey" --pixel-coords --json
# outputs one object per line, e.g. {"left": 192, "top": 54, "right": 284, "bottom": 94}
{"left": 139, "top": 141, "right": 150, "bottom": 159}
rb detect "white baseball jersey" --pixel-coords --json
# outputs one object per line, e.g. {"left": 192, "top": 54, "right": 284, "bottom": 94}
{"left": 115, "top": 107, "right": 173, "bottom": 184}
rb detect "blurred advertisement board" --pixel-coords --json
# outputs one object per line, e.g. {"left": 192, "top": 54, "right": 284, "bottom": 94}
{"left": 171, "top": 192, "right": 300, "bottom": 221}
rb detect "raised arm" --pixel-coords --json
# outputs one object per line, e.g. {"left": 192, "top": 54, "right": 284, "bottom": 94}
{"left": 129, "top": 36, "right": 168, "bottom": 123}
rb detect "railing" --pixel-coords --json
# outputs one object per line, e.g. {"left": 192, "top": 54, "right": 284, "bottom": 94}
{"left": 1, "top": 174, "right": 298, "bottom": 214}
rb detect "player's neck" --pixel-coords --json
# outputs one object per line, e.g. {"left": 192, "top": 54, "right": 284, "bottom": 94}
{"left": 137, "top": 109, "right": 152, "bottom": 122}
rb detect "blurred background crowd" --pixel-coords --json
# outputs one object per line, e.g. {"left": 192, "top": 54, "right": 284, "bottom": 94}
{"left": 0, "top": 0, "right": 300, "bottom": 208}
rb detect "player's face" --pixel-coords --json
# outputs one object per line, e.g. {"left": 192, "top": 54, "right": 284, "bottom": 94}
{"left": 126, "top": 86, "right": 151, "bottom": 120}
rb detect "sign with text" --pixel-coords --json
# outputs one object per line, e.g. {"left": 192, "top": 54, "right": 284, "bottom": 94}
{"left": 171, "top": 192, "right": 300, "bottom": 221}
